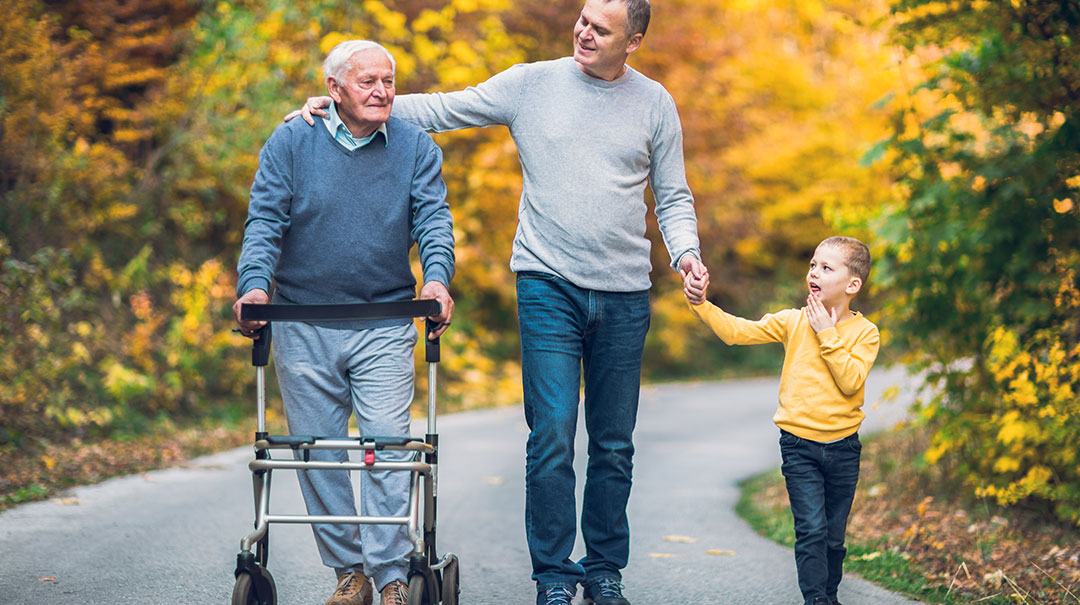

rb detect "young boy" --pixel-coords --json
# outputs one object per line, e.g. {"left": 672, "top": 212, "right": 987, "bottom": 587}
{"left": 683, "top": 236, "right": 880, "bottom": 605}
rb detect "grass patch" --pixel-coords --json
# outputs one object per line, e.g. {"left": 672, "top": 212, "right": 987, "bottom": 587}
{"left": 737, "top": 426, "right": 1080, "bottom": 604}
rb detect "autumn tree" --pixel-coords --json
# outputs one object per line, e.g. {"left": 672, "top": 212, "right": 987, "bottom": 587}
{"left": 866, "top": 0, "right": 1080, "bottom": 523}
{"left": 3, "top": 0, "right": 909, "bottom": 487}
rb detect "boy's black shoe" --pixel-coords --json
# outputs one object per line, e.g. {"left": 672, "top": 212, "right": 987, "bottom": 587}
{"left": 810, "top": 599, "right": 831, "bottom": 605}
{"left": 583, "top": 576, "right": 630, "bottom": 605}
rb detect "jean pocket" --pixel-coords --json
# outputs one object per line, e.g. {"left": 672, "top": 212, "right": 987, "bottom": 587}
{"left": 845, "top": 435, "right": 862, "bottom": 453}
{"left": 516, "top": 270, "right": 561, "bottom": 282}
{"left": 779, "top": 431, "right": 799, "bottom": 447}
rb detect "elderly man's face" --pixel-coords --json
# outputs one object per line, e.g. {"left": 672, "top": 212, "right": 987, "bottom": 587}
{"left": 327, "top": 48, "right": 395, "bottom": 137}
{"left": 573, "top": 0, "right": 641, "bottom": 80}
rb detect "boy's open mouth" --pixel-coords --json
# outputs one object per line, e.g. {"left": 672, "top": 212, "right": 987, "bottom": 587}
{"left": 809, "top": 283, "right": 821, "bottom": 293}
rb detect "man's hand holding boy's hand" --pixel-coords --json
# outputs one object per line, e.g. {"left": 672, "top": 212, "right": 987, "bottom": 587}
{"left": 284, "top": 96, "right": 333, "bottom": 125}
{"left": 805, "top": 293, "right": 838, "bottom": 333}
{"left": 679, "top": 254, "right": 710, "bottom": 305}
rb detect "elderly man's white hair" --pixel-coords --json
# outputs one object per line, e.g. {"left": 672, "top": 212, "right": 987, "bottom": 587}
{"left": 323, "top": 40, "right": 396, "bottom": 84}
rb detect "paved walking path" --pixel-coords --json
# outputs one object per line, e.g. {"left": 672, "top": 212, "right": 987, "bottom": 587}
{"left": 0, "top": 368, "right": 921, "bottom": 604}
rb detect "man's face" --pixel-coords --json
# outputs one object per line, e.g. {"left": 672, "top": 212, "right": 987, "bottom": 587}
{"left": 327, "top": 48, "right": 395, "bottom": 136}
{"left": 806, "top": 245, "right": 858, "bottom": 308}
{"left": 573, "top": 0, "right": 641, "bottom": 79}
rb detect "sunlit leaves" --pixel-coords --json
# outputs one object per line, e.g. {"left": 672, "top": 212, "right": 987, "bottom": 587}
{"left": 866, "top": 0, "right": 1080, "bottom": 523}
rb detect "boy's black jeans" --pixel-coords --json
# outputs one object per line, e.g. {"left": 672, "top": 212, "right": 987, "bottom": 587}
{"left": 779, "top": 429, "right": 861, "bottom": 605}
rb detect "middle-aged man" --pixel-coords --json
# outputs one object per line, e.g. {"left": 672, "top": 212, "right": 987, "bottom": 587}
{"left": 290, "top": 2, "right": 707, "bottom": 604}
{"left": 234, "top": 40, "right": 455, "bottom": 605}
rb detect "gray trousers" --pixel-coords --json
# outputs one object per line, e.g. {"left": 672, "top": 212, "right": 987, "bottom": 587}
{"left": 273, "top": 321, "right": 416, "bottom": 590}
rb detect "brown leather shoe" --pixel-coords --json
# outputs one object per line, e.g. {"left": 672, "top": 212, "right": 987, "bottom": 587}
{"left": 380, "top": 579, "right": 409, "bottom": 605}
{"left": 326, "top": 570, "right": 373, "bottom": 605}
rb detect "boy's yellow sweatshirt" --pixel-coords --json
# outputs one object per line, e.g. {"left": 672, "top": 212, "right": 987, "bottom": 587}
{"left": 689, "top": 300, "right": 880, "bottom": 442}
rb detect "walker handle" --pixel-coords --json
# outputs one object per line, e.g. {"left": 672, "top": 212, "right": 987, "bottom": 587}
{"left": 425, "top": 319, "right": 440, "bottom": 363}
{"left": 251, "top": 324, "right": 272, "bottom": 367}
{"left": 240, "top": 300, "right": 442, "bottom": 366}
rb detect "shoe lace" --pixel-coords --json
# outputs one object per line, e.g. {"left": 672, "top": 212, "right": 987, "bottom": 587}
{"left": 335, "top": 571, "right": 364, "bottom": 596}
{"left": 382, "top": 580, "right": 409, "bottom": 605}
{"left": 543, "top": 585, "right": 576, "bottom": 605}
{"left": 593, "top": 577, "right": 625, "bottom": 597}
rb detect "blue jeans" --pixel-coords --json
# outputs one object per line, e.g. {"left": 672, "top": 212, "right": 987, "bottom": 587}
{"left": 516, "top": 271, "right": 651, "bottom": 591}
{"left": 779, "top": 430, "right": 861, "bottom": 605}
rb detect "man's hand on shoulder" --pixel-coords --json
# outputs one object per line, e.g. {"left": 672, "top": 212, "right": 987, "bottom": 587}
{"left": 420, "top": 281, "right": 454, "bottom": 339}
{"left": 283, "top": 96, "right": 334, "bottom": 125}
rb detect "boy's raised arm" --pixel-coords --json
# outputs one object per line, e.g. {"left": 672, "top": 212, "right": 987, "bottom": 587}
{"left": 689, "top": 301, "right": 791, "bottom": 346}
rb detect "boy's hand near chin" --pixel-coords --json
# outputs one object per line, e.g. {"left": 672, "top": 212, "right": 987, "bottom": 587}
{"left": 805, "top": 292, "right": 838, "bottom": 333}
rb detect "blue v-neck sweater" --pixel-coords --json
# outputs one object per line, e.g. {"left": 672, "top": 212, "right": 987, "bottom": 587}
{"left": 236, "top": 116, "right": 454, "bottom": 328}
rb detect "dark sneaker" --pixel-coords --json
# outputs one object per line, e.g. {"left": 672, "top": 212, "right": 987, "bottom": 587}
{"left": 537, "top": 584, "right": 576, "bottom": 605}
{"left": 810, "top": 598, "right": 832, "bottom": 605}
{"left": 583, "top": 576, "right": 629, "bottom": 605}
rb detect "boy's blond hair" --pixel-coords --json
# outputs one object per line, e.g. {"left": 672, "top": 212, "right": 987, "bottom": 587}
{"left": 819, "top": 236, "right": 871, "bottom": 284}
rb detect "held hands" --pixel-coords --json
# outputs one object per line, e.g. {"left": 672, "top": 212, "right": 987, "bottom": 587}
{"left": 283, "top": 96, "right": 333, "bottom": 125}
{"left": 679, "top": 254, "right": 710, "bottom": 305}
{"left": 805, "top": 293, "right": 838, "bottom": 333}
{"left": 420, "top": 281, "right": 455, "bottom": 340}
{"left": 233, "top": 288, "right": 269, "bottom": 338}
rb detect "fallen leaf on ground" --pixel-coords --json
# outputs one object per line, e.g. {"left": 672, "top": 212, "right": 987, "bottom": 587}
{"left": 483, "top": 476, "right": 504, "bottom": 486}
{"left": 649, "top": 553, "right": 677, "bottom": 558}
{"left": 706, "top": 549, "right": 736, "bottom": 556}
{"left": 663, "top": 534, "right": 698, "bottom": 543}
{"left": 37, "top": 577, "right": 56, "bottom": 582}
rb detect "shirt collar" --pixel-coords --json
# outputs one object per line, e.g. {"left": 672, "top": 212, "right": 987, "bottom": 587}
{"left": 323, "top": 101, "right": 389, "bottom": 150}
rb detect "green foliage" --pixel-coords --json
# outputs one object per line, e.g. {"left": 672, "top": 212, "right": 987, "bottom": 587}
{"left": 0, "top": 242, "right": 96, "bottom": 444}
{"left": 865, "top": 0, "right": 1080, "bottom": 523}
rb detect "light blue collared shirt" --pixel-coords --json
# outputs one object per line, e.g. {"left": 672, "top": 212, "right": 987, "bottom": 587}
{"left": 322, "top": 101, "right": 389, "bottom": 150}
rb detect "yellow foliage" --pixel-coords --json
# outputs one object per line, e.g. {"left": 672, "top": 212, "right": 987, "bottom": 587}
{"left": 320, "top": 31, "right": 349, "bottom": 55}
{"left": 412, "top": 9, "right": 444, "bottom": 34}
{"left": 992, "top": 456, "right": 1020, "bottom": 473}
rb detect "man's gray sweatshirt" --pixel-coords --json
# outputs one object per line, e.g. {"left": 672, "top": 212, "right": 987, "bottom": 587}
{"left": 393, "top": 56, "right": 699, "bottom": 292}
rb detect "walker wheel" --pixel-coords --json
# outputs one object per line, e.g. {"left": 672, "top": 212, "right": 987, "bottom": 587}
{"left": 232, "top": 567, "right": 277, "bottom": 605}
{"left": 441, "top": 556, "right": 459, "bottom": 605}
{"left": 406, "top": 573, "right": 425, "bottom": 605}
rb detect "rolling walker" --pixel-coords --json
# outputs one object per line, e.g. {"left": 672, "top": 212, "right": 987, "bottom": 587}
{"left": 231, "top": 300, "right": 459, "bottom": 605}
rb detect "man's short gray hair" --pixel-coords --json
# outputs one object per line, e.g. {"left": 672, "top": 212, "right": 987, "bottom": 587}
{"left": 323, "top": 40, "right": 396, "bottom": 84}
{"left": 622, "top": 0, "right": 651, "bottom": 38}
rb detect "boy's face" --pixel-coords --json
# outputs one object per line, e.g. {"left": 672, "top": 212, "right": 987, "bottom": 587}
{"left": 806, "top": 244, "right": 861, "bottom": 307}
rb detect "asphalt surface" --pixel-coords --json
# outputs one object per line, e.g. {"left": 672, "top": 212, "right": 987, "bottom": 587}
{"left": 0, "top": 367, "right": 923, "bottom": 604}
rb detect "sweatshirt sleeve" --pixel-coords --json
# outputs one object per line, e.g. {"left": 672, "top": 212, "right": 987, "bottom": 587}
{"left": 236, "top": 127, "right": 293, "bottom": 297}
{"left": 650, "top": 93, "right": 700, "bottom": 271}
{"left": 815, "top": 323, "right": 880, "bottom": 395}
{"left": 410, "top": 137, "right": 455, "bottom": 288}
{"left": 391, "top": 64, "right": 526, "bottom": 132}
{"left": 689, "top": 300, "right": 790, "bottom": 345}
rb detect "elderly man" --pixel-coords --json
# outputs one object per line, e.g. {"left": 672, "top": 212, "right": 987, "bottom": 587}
{"left": 235, "top": 40, "right": 454, "bottom": 605}
{"left": 290, "top": 2, "right": 706, "bottom": 603}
